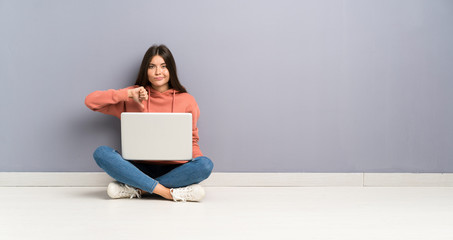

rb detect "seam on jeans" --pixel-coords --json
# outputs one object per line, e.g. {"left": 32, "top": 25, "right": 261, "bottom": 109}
{"left": 147, "top": 180, "right": 159, "bottom": 193}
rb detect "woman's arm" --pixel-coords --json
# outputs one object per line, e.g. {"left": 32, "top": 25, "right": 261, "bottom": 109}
{"left": 85, "top": 86, "right": 146, "bottom": 118}
{"left": 190, "top": 99, "right": 203, "bottom": 158}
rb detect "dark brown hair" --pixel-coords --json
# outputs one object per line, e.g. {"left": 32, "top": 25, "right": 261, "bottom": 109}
{"left": 135, "top": 44, "right": 187, "bottom": 93}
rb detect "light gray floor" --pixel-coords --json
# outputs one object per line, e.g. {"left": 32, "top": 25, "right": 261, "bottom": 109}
{"left": 1, "top": 187, "right": 453, "bottom": 240}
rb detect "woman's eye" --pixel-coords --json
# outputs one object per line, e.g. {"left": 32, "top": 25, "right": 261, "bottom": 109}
{"left": 148, "top": 65, "right": 155, "bottom": 69}
{"left": 162, "top": 65, "right": 166, "bottom": 69}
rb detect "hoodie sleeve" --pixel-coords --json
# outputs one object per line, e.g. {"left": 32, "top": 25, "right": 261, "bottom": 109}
{"left": 84, "top": 87, "right": 134, "bottom": 118}
{"left": 190, "top": 98, "right": 203, "bottom": 158}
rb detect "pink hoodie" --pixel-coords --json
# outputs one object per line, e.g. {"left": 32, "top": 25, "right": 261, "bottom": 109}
{"left": 85, "top": 85, "right": 203, "bottom": 164}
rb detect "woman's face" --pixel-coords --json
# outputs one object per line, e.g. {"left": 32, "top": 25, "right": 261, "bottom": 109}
{"left": 148, "top": 55, "right": 170, "bottom": 92}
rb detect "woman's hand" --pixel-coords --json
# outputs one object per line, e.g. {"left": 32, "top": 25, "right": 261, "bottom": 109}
{"left": 128, "top": 87, "right": 148, "bottom": 109}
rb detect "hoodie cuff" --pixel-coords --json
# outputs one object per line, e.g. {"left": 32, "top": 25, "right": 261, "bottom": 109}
{"left": 118, "top": 88, "right": 130, "bottom": 102}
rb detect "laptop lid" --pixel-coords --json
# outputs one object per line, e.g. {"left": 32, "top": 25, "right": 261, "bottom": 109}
{"left": 121, "top": 112, "right": 192, "bottom": 161}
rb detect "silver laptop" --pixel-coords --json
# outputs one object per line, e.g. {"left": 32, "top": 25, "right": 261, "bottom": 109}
{"left": 121, "top": 112, "right": 192, "bottom": 161}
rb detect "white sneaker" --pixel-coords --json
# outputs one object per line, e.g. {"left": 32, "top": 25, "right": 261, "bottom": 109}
{"left": 107, "top": 181, "right": 141, "bottom": 199}
{"left": 170, "top": 184, "right": 205, "bottom": 202}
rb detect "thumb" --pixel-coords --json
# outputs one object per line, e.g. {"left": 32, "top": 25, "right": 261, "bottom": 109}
{"left": 137, "top": 97, "right": 145, "bottom": 109}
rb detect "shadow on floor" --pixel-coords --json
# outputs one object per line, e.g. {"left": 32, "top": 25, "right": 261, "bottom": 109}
{"left": 75, "top": 188, "right": 170, "bottom": 201}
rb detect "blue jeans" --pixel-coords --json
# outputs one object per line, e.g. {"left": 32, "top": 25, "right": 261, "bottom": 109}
{"left": 93, "top": 146, "right": 214, "bottom": 193}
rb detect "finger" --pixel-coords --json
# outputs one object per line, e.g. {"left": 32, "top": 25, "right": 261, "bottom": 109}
{"left": 140, "top": 89, "right": 148, "bottom": 99}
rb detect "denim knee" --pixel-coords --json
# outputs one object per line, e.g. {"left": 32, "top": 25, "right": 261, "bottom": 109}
{"left": 93, "top": 145, "right": 115, "bottom": 168}
{"left": 194, "top": 156, "right": 214, "bottom": 179}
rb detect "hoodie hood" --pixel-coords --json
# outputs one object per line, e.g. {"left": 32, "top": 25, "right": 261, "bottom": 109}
{"left": 145, "top": 86, "right": 178, "bottom": 112}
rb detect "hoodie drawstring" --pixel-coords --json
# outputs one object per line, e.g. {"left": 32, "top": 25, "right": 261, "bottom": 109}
{"left": 171, "top": 90, "right": 175, "bottom": 113}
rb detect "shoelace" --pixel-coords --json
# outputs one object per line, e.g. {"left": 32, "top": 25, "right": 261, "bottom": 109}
{"left": 122, "top": 184, "right": 141, "bottom": 199}
{"left": 171, "top": 186, "right": 194, "bottom": 202}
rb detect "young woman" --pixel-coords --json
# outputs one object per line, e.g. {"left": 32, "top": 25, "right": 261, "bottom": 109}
{"left": 85, "top": 45, "right": 213, "bottom": 202}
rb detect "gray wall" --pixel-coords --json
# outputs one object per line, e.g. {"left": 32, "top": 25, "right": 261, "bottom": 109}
{"left": 1, "top": 0, "right": 452, "bottom": 172}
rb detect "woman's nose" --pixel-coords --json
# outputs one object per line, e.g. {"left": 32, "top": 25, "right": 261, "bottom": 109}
{"left": 155, "top": 67, "right": 161, "bottom": 74}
